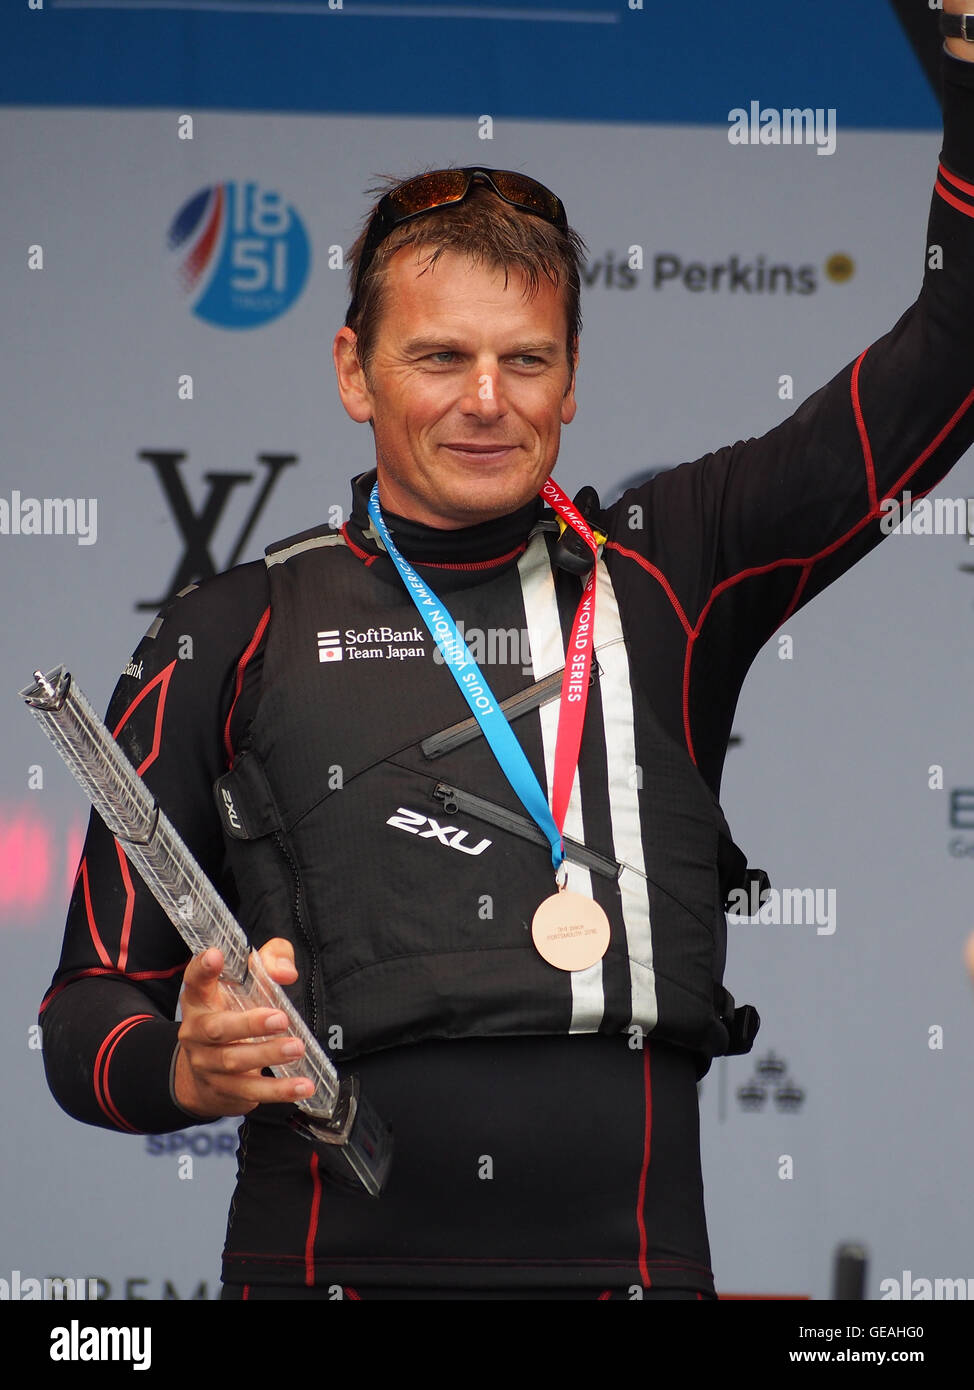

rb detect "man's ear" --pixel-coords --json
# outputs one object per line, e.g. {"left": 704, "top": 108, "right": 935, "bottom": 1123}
{"left": 333, "top": 327, "right": 374, "bottom": 424}
{"left": 562, "top": 337, "right": 579, "bottom": 423}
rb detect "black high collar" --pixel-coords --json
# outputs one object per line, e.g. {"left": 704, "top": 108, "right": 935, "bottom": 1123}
{"left": 345, "top": 469, "right": 545, "bottom": 569}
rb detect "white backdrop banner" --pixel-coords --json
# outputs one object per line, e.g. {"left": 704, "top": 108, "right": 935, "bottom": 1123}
{"left": 2, "top": 9, "right": 973, "bottom": 1303}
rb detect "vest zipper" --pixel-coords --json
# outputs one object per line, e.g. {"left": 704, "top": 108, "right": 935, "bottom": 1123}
{"left": 432, "top": 782, "right": 620, "bottom": 880}
{"left": 421, "top": 664, "right": 600, "bottom": 760}
{"left": 273, "top": 830, "right": 320, "bottom": 1035}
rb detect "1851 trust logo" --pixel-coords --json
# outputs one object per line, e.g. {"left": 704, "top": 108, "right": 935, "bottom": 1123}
{"left": 168, "top": 181, "right": 311, "bottom": 328}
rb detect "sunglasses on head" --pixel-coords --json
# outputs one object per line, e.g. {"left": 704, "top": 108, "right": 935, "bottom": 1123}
{"left": 345, "top": 167, "right": 569, "bottom": 326}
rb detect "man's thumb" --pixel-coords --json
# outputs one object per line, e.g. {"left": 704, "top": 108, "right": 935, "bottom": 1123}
{"left": 258, "top": 937, "right": 298, "bottom": 983}
{"left": 180, "top": 946, "right": 226, "bottom": 1005}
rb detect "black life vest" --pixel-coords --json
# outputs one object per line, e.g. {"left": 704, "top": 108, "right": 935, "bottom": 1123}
{"left": 215, "top": 515, "right": 759, "bottom": 1070}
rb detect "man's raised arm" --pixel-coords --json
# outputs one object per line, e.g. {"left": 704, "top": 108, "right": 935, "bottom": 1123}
{"left": 636, "top": 36, "right": 974, "bottom": 673}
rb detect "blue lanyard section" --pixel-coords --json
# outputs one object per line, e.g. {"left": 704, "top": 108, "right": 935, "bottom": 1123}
{"left": 367, "top": 484, "right": 563, "bottom": 870}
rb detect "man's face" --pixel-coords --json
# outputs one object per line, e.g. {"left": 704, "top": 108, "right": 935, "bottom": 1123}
{"left": 335, "top": 246, "right": 578, "bottom": 529}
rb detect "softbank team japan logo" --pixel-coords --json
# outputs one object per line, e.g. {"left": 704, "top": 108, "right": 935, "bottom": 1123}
{"left": 167, "top": 182, "right": 310, "bottom": 329}
{"left": 317, "top": 625, "right": 427, "bottom": 663}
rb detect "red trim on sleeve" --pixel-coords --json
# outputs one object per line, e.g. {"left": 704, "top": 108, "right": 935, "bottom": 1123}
{"left": 688, "top": 372, "right": 974, "bottom": 762}
{"left": 935, "top": 162, "right": 974, "bottom": 217}
{"left": 111, "top": 660, "right": 177, "bottom": 777}
{"left": 886, "top": 380, "right": 974, "bottom": 501}
{"left": 681, "top": 640, "right": 696, "bottom": 764}
{"left": 73, "top": 656, "right": 177, "bottom": 967}
{"left": 850, "top": 350, "right": 877, "bottom": 510}
{"left": 935, "top": 179, "right": 974, "bottom": 218}
{"left": 636, "top": 1044, "right": 653, "bottom": 1288}
{"left": 114, "top": 839, "right": 136, "bottom": 973}
{"left": 604, "top": 542, "right": 693, "bottom": 636}
{"left": 304, "top": 1152, "right": 322, "bottom": 1286}
{"left": 77, "top": 858, "right": 113, "bottom": 969}
{"left": 611, "top": 357, "right": 974, "bottom": 763}
{"left": 224, "top": 605, "right": 271, "bottom": 768}
{"left": 39, "top": 961, "right": 189, "bottom": 1015}
{"left": 93, "top": 1015, "right": 154, "bottom": 1131}
{"left": 780, "top": 564, "right": 813, "bottom": 625}
{"left": 938, "top": 161, "right": 974, "bottom": 199}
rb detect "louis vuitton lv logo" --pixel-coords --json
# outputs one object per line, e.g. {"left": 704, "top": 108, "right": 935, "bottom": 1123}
{"left": 136, "top": 450, "right": 297, "bottom": 610}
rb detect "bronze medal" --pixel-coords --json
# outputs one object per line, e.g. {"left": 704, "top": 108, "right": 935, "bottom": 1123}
{"left": 531, "top": 889, "right": 611, "bottom": 972}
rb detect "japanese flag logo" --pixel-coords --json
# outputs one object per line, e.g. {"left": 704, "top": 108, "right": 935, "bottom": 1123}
{"left": 318, "top": 630, "right": 343, "bottom": 663}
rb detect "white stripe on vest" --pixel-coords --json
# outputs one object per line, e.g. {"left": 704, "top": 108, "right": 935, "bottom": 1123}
{"left": 517, "top": 532, "right": 604, "bottom": 1032}
{"left": 517, "top": 530, "right": 657, "bottom": 1034}
{"left": 593, "top": 555, "right": 658, "bottom": 1032}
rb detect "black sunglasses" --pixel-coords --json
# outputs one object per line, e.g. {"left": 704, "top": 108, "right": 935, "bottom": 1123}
{"left": 345, "top": 167, "right": 569, "bottom": 326}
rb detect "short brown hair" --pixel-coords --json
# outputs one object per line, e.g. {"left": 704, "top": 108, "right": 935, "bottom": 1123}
{"left": 345, "top": 167, "right": 587, "bottom": 393}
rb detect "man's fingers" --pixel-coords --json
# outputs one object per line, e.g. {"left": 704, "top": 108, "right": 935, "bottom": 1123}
{"left": 174, "top": 937, "right": 308, "bottom": 1119}
{"left": 173, "top": 1039, "right": 312, "bottom": 1118}
{"left": 182, "top": 940, "right": 298, "bottom": 1010}
{"left": 179, "top": 946, "right": 228, "bottom": 1007}
{"left": 184, "top": 1005, "right": 291, "bottom": 1047}
{"left": 257, "top": 936, "right": 299, "bottom": 984}
{"left": 190, "top": 1031, "right": 309, "bottom": 1082}
{"left": 190, "top": 1068, "right": 313, "bottom": 1109}
{"left": 207, "top": 1035, "right": 306, "bottom": 1075}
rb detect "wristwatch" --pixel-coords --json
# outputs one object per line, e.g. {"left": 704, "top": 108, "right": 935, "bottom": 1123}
{"left": 941, "top": 12, "right": 974, "bottom": 41}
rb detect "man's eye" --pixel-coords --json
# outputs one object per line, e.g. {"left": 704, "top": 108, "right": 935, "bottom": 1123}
{"left": 424, "top": 352, "right": 544, "bottom": 366}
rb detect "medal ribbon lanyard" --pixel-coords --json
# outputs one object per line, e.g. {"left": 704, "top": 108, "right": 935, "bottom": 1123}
{"left": 367, "top": 477, "right": 598, "bottom": 881}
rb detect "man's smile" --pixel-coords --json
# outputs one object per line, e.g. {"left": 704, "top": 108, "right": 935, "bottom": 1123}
{"left": 441, "top": 442, "right": 519, "bottom": 460}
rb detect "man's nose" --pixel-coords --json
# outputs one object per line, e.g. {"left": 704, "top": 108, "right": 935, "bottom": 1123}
{"left": 459, "top": 362, "right": 505, "bottom": 415}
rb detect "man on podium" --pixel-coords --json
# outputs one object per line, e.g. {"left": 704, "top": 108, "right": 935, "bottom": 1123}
{"left": 39, "top": 15, "right": 974, "bottom": 1300}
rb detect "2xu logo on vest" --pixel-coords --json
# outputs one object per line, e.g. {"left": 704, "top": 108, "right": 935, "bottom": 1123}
{"left": 387, "top": 807, "right": 491, "bottom": 857}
